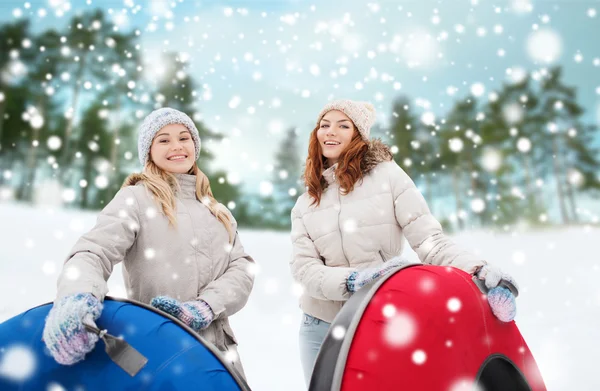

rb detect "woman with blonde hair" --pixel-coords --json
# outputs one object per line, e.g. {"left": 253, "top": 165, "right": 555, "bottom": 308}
{"left": 42, "top": 107, "right": 255, "bottom": 378}
{"left": 290, "top": 99, "right": 518, "bottom": 386}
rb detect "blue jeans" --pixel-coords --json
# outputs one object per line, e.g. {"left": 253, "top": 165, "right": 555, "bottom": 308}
{"left": 298, "top": 313, "right": 331, "bottom": 387}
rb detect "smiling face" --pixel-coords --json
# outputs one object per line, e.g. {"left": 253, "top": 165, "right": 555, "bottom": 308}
{"left": 316, "top": 110, "right": 357, "bottom": 166}
{"left": 149, "top": 123, "right": 196, "bottom": 173}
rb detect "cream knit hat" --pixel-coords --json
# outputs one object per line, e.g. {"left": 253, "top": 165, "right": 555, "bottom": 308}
{"left": 317, "top": 99, "right": 376, "bottom": 140}
{"left": 137, "top": 107, "right": 201, "bottom": 166}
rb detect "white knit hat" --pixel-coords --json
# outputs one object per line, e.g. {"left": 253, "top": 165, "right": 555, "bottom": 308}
{"left": 137, "top": 107, "right": 201, "bottom": 166}
{"left": 317, "top": 99, "right": 376, "bottom": 141}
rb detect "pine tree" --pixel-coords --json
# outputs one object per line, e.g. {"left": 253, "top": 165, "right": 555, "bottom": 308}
{"left": 77, "top": 102, "right": 112, "bottom": 209}
{"left": 537, "top": 66, "right": 595, "bottom": 223}
{"left": 565, "top": 123, "right": 600, "bottom": 200}
{"left": 480, "top": 76, "right": 545, "bottom": 225}
{"left": 0, "top": 20, "right": 36, "bottom": 187}
{"left": 58, "top": 10, "right": 115, "bottom": 181}
{"left": 101, "top": 29, "right": 141, "bottom": 178}
{"left": 16, "top": 29, "right": 62, "bottom": 201}
{"left": 388, "top": 96, "right": 419, "bottom": 178}
{"left": 271, "top": 127, "right": 303, "bottom": 228}
{"left": 438, "top": 96, "right": 488, "bottom": 229}
{"left": 390, "top": 97, "right": 442, "bottom": 210}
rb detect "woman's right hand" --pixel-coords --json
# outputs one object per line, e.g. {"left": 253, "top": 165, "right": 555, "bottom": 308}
{"left": 42, "top": 293, "right": 103, "bottom": 365}
{"left": 346, "top": 256, "right": 411, "bottom": 293}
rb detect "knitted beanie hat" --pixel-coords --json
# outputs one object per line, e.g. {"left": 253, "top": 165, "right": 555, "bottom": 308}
{"left": 137, "top": 107, "right": 201, "bottom": 166}
{"left": 316, "top": 99, "right": 376, "bottom": 141}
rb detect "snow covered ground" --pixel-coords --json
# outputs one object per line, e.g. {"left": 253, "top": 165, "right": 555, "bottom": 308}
{"left": 0, "top": 203, "right": 598, "bottom": 390}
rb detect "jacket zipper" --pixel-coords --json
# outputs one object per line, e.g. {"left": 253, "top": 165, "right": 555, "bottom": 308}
{"left": 336, "top": 182, "right": 350, "bottom": 267}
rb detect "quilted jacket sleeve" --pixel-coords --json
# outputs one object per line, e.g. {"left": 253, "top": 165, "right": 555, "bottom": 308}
{"left": 385, "top": 160, "right": 486, "bottom": 274}
{"left": 56, "top": 187, "right": 140, "bottom": 300}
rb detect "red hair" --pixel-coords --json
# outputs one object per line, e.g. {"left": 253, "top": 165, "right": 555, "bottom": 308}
{"left": 304, "top": 123, "right": 369, "bottom": 206}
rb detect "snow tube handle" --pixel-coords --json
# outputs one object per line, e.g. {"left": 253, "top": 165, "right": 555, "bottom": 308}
{"left": 472, "top": 276, "right": 519, "bottom": 297}
{"left": 84, "top": 323, "right": 148, "bottom": 376}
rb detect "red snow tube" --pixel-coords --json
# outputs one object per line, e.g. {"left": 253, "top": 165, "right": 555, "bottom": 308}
{"left": 310, "top": 264, "right": 547, "bottom": 391}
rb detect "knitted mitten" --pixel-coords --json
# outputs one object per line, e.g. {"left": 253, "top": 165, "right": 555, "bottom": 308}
{"left": 42, "top": 293, "right": 103, "bottom": 365}
{"left": 151, "top": 296, "right": 214, "bottom": 331}
{"left": 346, "top": 256, "right": 410, "bottom": 293}
{"left": 475, "top": 264, "right": 519, "bottom": 297}
{"left": 487, "top": 286, "right": 517, "bottom": 322}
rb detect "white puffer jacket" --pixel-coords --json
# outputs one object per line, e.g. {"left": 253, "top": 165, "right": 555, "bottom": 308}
{"left": 57, "top": 173, "right": 255, "bottom": 351}
{"left": 290, "top": 140, "right": 486, "bottom": 323}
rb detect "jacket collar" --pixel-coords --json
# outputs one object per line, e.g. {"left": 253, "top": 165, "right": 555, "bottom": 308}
{"left": 123, "top": 172, "right": 197, "bottom": 199}
{"left": 322, "top": 163, "right": 338, "bottom": 185}
{"left": 321, "top": 139, "right": 393, "bottom": 186}
{"left": 173, "top": 173, "right": 197, "bottom": 199}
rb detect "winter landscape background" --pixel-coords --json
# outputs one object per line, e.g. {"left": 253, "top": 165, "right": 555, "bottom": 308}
{"left": 1, "top": 0, "right": 599, "bottom": 389}
{"left": 0, "top": 203, "right": 598, "bottom": 390}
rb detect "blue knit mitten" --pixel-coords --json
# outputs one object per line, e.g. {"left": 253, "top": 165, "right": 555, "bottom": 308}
{"left": 150, "top": 296, "right": 214, "bottom": 331}
{"left": 487, "top": 286, "right": 517, "bottom": 322}
{"left": 347, "top": 256, "right": 410, "bottom": 293}
{"left": 42, "top": 293, "right": 103, "bottom": 365}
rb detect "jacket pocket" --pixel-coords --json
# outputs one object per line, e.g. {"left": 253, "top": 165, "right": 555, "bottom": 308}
{"left": 302, "top": 313, "right": 317, "bottom": 326}
{"left": 221, "top": 319, "right": 238, "bottom": 345}
{"left": 379, "top": 250, "right": 388, "bottom": 263}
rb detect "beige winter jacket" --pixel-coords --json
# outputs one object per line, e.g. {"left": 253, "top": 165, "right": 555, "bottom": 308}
{"left": 290, "top": 140, "right": 486, "bottom": 323}
{"left": 56, "top": 173, "right": 255, "bottom": 352}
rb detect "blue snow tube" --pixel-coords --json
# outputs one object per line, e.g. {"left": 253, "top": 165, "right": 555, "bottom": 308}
{"left": 0, "top": 297, "right": 251, "bottom": 390}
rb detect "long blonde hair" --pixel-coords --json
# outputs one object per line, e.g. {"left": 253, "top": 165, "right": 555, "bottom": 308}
{"left": 123, "top": 160, "right": 234, "bottom": 242}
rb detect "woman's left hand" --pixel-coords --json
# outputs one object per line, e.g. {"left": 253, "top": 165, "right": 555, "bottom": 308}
{"left": 475, "top": 264, "right": 519, "bottom": 322}
{"left": 151, "top": 296, "right": 214, "bottom": 331}
{"left": 487, "top": 286, "right": 517, "bottom": 322}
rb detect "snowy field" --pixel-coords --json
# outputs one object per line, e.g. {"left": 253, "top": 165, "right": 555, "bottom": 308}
{"left": 0, "top": 203, "right": 598, "bottom": 390}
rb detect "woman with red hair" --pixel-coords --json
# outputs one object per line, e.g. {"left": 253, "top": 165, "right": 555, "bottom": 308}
{"left": 290, "top": 99, "right": 519, "bottom": 386}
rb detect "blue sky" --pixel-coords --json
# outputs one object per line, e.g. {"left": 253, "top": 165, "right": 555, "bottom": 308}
{"left": 1, "top": 0, "right": 599, "bottom": 197}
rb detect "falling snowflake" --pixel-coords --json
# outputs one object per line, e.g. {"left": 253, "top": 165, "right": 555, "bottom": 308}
{"left": 0, "top": 345, "right": 37, "bottom": 381}
{"left": 449, "top": 138, "right": 464, "bottom": 153}
{"left": 145, "top": 207, "right": 157, "bottom": 219}
{"left": 470, "top": 83, "right": 485, "bottom": 97}
{"left": 421, "top": 112, "right": 435, "bottom": 126}
{"left": 512, "top": 251, "right": 526, "bottom": 265}
{"left": 95, "top": 175, "right": 109, "bottom": 190}
{"left": 419, "top": 277, "right": 436, "bottom": 293}
{"left": 382, "top": 304, "right": 396, "bottom": 318}
{"left": 470, "top": 199, "right": 486, "bottom": 213}
{"left": 42, "top": 261, "right": 57, "bottom": 275}
{"left": 481, "top": 148, "right": 502, "bottom": 172}
{"left": 411, "top": 349, "right": 427, "bottom": 365}
{"left": 447, "top": 297, "right": 462, "bottom": 312}
{"left": 62, "top": 188, "right": 76, "bottom": 203}
{"left": 47, "top": 383, "right": 67, "bottom": 391}
{"left": 144, "top": 248, "right": 156, "bottom": 260}
{"left": 527, "top": 29, "right": 562, "bottom": 63}
{"left": 383, "top": 311, "right": 417, "bottom": 348}
{"left": 517, "top": 137, "right": 532, "bottom": 153}
{"left": 511, "top": 0, "right": 533, "bottom": 14}
{"left": 343, "top": 219, "right": 357, "bottom": 233}
{"left": 331, "top": 325, "right": 346, "bottom": 340}
{"left": 503, "top": 103, "right": 524, "bottom": 124}
{"left": 259, "top": 181, "right": 274, "bottom": 197}
{"left": 229, "top": 96, "right": 241, "bottom": 109}
{"left": 449, "top": 378, "right": 484, "bottom": 391}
